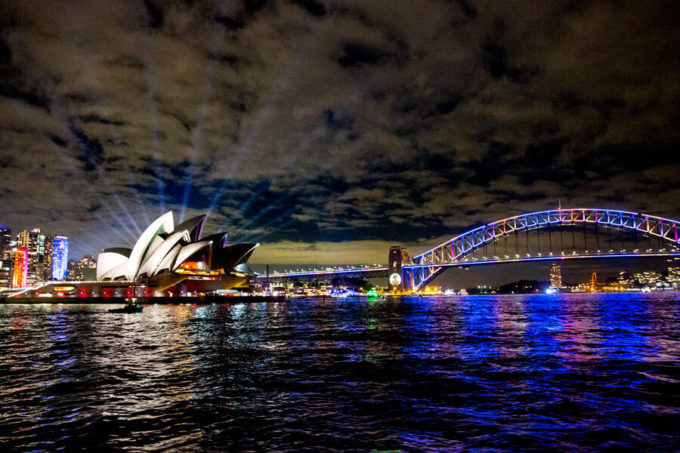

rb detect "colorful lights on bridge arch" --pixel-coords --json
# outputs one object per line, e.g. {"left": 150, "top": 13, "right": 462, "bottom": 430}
{"left": 256, "top": 208, "right": 680, "bottom": 294}
{"left": 405, "top": 208, "right": 680, "bottom": 291}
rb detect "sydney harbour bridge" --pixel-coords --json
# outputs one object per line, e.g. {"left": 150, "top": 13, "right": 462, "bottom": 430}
{"left": 262, "top": 208, "right": 680, "bottom": 291}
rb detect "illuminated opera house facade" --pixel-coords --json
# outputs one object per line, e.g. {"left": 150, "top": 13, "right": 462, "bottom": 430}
{"left": 12, "top": 212, "right": 259, "bottom": 298}
{"left": 93, "top": 211, "right": 258, "bottom": 295}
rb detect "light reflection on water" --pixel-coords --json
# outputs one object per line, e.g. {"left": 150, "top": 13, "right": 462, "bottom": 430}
{"left": 1, "top": 293, "right": 680, "bottom": 451}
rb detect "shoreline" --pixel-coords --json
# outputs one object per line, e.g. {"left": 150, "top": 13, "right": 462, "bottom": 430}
{"left": 0, "top": 295, "right": 288, "bottom": 304}
{"left": 2, "top": 291, "right": 679, "bottom": 305}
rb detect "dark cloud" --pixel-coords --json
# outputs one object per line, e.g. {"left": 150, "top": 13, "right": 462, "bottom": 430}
{"left": 292, "top": 0, "right": 327, "bottom": 18}
{"left": 323, "top": 109, "right": 354, "bottom": 132}
{"left": 338, "top": 42, "right": 392, "bottom": 67}
{"left": 68, "top": 122, "right": 105, "bottom": 172}
{"left": 78, "top": 114, "right": 124, "bottom": 126}
{"left": 142, "top": 0, "right": 164, "bottom": 29}
{"left": 480, "top": 42, "right": 537, "bottom": 83}
{"left": 0, "top": 0, "right": 678, "bottom": 264}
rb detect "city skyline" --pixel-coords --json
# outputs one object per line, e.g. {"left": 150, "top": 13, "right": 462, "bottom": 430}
{"left": 0, "top": 1, "right": 679, "bottom": 267}
{"left": 3, "top": 210, "right": 680, "bottom": 288}
{"left": 0, "top": 224, "right": 76, "bottom": 288}
{"left": 4, "top": 213, "right": 678, "bottom": 290}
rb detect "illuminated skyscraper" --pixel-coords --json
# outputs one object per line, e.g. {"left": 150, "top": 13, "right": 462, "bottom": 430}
{"left": 42, "top": 236, "right": 53, "bottom": 281}
{"left": 18, "top": 228, "right": 45, "bottom": 286}
{"left": 51, "top": 236, "right": 69, "bottom": 281}
{"left": 0, "top": 225, "right": 10, "bottom": 256}
{"left": 12, "top": 246, "right": 28, "bottom": 288}
{"left": 0, "top": 225, "right": 12, "bottom": 288}
{"left": 549, "top": 263, "right": 562, "bottom": 288}
{"left": 0, "top": 225, "right": 14, "bottom": 288}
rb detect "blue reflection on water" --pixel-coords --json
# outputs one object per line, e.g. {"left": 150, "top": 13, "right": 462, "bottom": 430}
{"left": 1, "top": 293, "right": 680, "bottom": 451}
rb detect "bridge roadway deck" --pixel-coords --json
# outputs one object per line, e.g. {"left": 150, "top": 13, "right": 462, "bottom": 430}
{"left": 257, "top": 267, "right": 389, "bottom": 283}
{"left": 258, "top": 252, "right": 680, "bottom": 283}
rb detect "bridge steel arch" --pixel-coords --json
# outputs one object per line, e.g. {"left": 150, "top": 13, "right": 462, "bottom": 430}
{"left": 404, "top": 208, "right": 680, "bottom": 291}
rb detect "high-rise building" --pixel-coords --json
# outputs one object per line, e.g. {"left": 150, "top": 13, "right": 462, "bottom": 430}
{"left": 51, "top": 236, "right": 69, "bottom": 281}
{"left": 0, "top": 259, "right": 11, "bottom": 289}
{"left": 67, "top": 259, "right": 77, "bottom": 280}
{"left": 11, "top": 246, "right": 28, "bottom": 288}
{"left": 549, "top": 263, "right": 562, "bottom": 288}
{"left": 0, "top": 225, "right": 11, "bottom": 257}
{"left": 42, "top": 235, "right": 54, "bottom": 281}
{"left": 76, "top": 255, "right": 97, "bottom": 281}
{"left": 0, "top": 225, "right": 12, "bottom": 288}
{"left": 18, "top": 228, "right": 46, "bottom": 286}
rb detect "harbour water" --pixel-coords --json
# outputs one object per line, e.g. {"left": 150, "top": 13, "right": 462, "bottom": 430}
{"left": 1, "top": 293, "right": 679, "bottom": 451}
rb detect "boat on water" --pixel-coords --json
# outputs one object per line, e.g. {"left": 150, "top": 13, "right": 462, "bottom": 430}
{"left": 108, "top": 304, "right": 144, "bottom": 313}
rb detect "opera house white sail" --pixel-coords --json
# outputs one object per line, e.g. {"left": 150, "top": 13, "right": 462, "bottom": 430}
{"left": 97, "top": 212, "right": 258, "bottom": 290}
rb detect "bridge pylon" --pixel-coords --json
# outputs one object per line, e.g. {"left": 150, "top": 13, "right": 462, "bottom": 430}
{"left": 388, "top": 246, "right": 411, "bottom": 292}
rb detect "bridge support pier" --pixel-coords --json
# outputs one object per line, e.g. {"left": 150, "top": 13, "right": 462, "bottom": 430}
{"left": 389, "top": 246, "right": 412, "bottom": 292}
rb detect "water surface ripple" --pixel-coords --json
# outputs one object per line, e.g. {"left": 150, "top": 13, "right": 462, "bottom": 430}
{"left": 1, "top": 293, "right": 680, "bottom": 451}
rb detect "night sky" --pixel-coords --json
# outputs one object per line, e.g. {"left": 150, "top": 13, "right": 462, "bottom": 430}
{"left": 1, "top": 1, "right": 679, "bottom": 280}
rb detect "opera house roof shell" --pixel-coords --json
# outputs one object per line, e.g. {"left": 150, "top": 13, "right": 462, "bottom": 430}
{"left": 97, "top": 211, "right": 258, "bottom": 283}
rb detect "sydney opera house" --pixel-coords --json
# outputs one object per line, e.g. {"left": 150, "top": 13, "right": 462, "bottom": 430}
{"left": 2, "top": 212, "right": 259, "bottom": 299}
{"left": 95, "top": 211, "right": 258, "bottom": 294}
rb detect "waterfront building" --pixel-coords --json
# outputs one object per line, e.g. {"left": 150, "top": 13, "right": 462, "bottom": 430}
{"left": 51, "top": 236, "right": 69, "bottom": 281}
{"left": 11, "top": 246, "right": 28, "bottom": 288}
{"left": 17, "top": 228, "right": 46, "bottom": 286}
{"left": 42, "top": 235, "right": 53, "bottom": 281}
{"left": 667, "top": 258, "right": 680, "bottom": 287}
{"left": 633, "top": 271, "right": 662, "bottom": 287}
{"left": 67, "top": 259, "right": 77, "bottom": 280}
{"left": 475, "top": 285, "right": 497, "bottom": 295}
{"left": 549, "top": 263, "right": 562, "bottom": 288}
{"left": 0, "top": 259, "right": 11, "bottom": 289}
{"left": 0, "top": 225, "right": 11, "bottom": 257}
{"left": 0, "top": 225, "right": 12, "bottom": 288}
{"left": 618, "top": 270, "right": 631, "bottom": 288}
{"left": 600, "top": 282, "right": 626, "bottom": 292}
{"left": 75, "top": 255, "right": 96, "bottom": 281}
